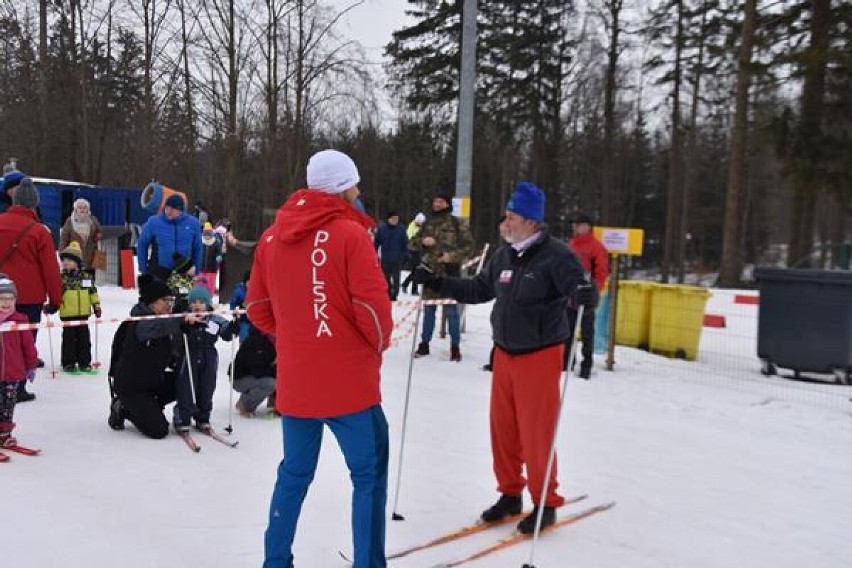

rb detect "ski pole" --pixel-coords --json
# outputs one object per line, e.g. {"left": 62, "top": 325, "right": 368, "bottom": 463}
{"left": 182, "top": 332, "right": 198, "bottom": 415}
{"left": 522, "top": 303, "right": 586, "bottom": 568}
{"left": 225, "top": 328, "right": 237, "bottom": 434}
{"left": 45, "top": 313, "right": 57, "bottom": 379}
{"left": 92, "top": 319, "right": 101, "bottom": 369}
{"left": 391, "top": 300, "right": 423, "bottom": 521}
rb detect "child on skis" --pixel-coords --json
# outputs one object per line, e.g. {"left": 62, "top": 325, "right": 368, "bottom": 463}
{"left": 232, "top": 323, "right": 276, "bottom": 417}
{"left": 58, "top": 241, "right": 102, "bottom": 374}
{"left": 173, "top": 285, "right": 235, "bottom": 433}
{"left": 0, "top": 274, "right": 39, "bottom": 458}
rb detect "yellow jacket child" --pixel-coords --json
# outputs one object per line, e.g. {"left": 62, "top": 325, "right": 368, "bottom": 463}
{"left": 58, "top": 242, "right": 101, "bottom": 374}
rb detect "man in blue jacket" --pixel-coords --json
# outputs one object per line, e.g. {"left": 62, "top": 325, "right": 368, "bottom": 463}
{"left": 136, "top": 195, "right": 202, "bottom": 280}
{"left": 374, "top": 211, "right": 408, "bottom": 301}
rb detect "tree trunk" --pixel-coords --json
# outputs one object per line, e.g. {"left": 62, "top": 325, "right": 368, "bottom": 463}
{"left": 37, "top": 0, "right": 48, "bottom": 172}
{"left": 178, "top": 0, "right": 197, "bottom": 190}
{"left": 661, "top": 0, "right": 685, "bottom": 283}
{"left": 719, "top": 0, "right": 757, "bottom": 286}
{"left": 226, "top": 0, "right": 240, "bottom": 225}
{"left": 787, "top": 0, "right": 830, "bottom": 267}
{"left": 678, "top": 3, "right": 710, "bottom": 283}
{"left": 601, "top": 0, "right": 623, "bottom": 226}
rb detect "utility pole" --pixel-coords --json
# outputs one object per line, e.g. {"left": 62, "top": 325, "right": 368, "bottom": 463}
{"left": 455, "top": 0, "right": 477, "bottom": 219}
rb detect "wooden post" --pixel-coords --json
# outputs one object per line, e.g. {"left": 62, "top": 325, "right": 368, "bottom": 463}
{"left": 606, "top": 254, "right": 621, "bottom": 371}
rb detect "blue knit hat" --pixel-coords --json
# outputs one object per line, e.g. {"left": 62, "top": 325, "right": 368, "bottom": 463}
{"left": 1, "top": 170, "right": 25, "bottom": 193}
{"left": 506, "top": 182, "right": 545, "bottom": 223}
{"left": 187, "top": 285, "right": 213, "bottom": 307}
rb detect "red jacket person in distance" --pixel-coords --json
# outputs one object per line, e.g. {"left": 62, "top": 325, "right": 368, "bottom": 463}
{"left": 566, "top": 213, "right": 609, "bottom": 377}
{"left": 247, "top": 149, "right": 393, "bottom": 568}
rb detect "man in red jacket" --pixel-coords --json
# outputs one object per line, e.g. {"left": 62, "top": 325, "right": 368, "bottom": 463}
{"left": 247, "top": 149, "right": 393, "bottom": 568}
{"left": 0, "top": 177, "right": 63, "bottom": 401}
{"left": 567, "top": 213, "right": 609, "bottom": 378}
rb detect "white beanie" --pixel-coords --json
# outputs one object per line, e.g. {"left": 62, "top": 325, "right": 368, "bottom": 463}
{"left": 306, "top": 150, "right": 360, "bottom": 194}
{"left": 414, "top": 212, "right": 426, "bottom": 224}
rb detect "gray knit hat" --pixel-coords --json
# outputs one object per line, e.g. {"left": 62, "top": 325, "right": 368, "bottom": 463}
{"left": 0, "top": 273, "right": 18, "bottom": 298}
{"left": 12, "top": 177, "right": 39, "bottom": 209}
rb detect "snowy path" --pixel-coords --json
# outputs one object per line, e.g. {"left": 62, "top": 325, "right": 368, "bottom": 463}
{"left": 6, "top": 286, "right": 852, "bottom": 567}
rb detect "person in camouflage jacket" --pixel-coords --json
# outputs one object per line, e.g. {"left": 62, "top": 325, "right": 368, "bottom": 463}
{"left": 58, "top": 242, "right": 102, "bottom": 373}
{"left": 411, "top": 190, "right": 475, "bottom": 361}
{"left": 167, "top": 254, "right": 196, "bottom": 313}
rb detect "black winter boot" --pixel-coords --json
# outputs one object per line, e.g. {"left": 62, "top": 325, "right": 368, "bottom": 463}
{"left": 481, "top": 494, "right": 523, "bottom": 523}
{"left": 450, "top": 345, "right": 462, "bottom": 362}
{"left": 579, "top": 361, "right": 592, "bottom": 380}
{"left": 517, "top": 506, "right": 556, "bottom": 535}
{"left": 108, "top": 399, "right": 125, "bottom": 431}
{"left": 414, "top": 342, "right": 430, "bottom": 357}
{"left": 16, "top": 382, "right": 35, "bottom": 403}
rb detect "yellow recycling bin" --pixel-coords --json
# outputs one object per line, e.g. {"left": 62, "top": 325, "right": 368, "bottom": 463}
{"left": 648, "top": 284, "right": 711, "bottom": 361}
{"left": 615, "top": 281, "right": 655, "bottom": 349}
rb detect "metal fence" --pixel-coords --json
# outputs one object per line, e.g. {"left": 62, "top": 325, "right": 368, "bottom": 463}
{"left": 607, "top": 284, "right": 852, "bottom": 413}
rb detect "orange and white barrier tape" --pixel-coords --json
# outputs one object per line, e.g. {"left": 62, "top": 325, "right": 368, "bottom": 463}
{"left": 0, "top": 308, "right": 247, "bottom": 333}
{"left": 393, "top": 298, "right": 458, "bottom": 308}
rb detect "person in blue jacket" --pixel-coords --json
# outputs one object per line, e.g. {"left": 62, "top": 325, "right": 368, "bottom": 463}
{"left": 374, "top": 211, "right": 408, "bottom": 301}
{"left": 229, "top": 270, "right": 251, "bottom": 342}
{"left": 136, "top": 195, "right": 203, "bottom": 280}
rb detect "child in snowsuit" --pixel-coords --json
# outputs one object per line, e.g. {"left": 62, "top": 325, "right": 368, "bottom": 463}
{"left": 173, "top": 286, "right": 235, "bottom": 433}
{"left": 229, "top": 270, "right": 250, "bottom": 342}
{"left": 232, "top": 323, "right": 276, "bottom": 417}
{"left": 58, "top": 241, "right": 102, "bottom": 374}
{"left": 0, "top": 274, "right": 39, "bottom": 454}
{"left": 198, "top": 222, "right": 223, "bottom": 296}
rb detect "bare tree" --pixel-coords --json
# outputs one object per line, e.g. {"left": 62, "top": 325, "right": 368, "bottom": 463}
{"left": 719, "top": 0, "right": 757, "bottom": 286}
{"left": 598, "top": 0, "right": 625, "bottom": 226}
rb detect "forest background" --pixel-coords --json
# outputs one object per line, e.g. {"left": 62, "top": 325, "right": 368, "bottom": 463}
{"left": 0, "top": 0, "right": 849, "bottom": 284}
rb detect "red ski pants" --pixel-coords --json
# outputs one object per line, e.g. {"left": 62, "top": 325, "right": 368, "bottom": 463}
{"left": 491, "top": 344, "right": 566, "bottom": 508}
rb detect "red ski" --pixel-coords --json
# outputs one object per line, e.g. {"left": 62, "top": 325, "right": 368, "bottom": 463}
{"left": 0, "top": 451, "right": 8, "bottom": 462}
{"left": 339, "top": 495, "right": 589, "bottom": 565}
{"left": 431, "top": 501, "right": 616, "bottom": 568}
{"left": 4, "top": 444, "right": 42, "bottom": 456}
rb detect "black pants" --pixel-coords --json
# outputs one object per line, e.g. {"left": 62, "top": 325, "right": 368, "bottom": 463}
{"left": 564, "top": 290, "right": 599, "bottom": 371}
{"left": 61, "top": 322, "right": 92, "bottom": 368}
{"left": 381, "top": 260, "right": 402, "bottom": 301}
{"left": 175, "top": 350, "right": 219, "bottom": 426}
{"left": 117, "top": 372, "right": 177, "bottom": 439}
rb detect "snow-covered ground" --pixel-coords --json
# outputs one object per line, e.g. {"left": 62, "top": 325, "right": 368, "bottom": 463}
{"left": 6, "top": 285, "right": 852, "bottom": 568}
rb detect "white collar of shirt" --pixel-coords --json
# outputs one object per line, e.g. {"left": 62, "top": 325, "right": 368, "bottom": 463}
{"left": 512, "top": 231, "right": 542, "bottom": 254}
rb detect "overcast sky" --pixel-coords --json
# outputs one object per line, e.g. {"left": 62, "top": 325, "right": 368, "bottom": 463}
{"left": 328, "top": 0, "right": 411, "bottom": 63}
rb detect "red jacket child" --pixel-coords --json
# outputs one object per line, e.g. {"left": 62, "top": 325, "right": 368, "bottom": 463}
{"left": 1, "top": 311, "right": 38, "bottom": 382}
{"left": 0, "top": 274, "right": 39, "bottom": 448}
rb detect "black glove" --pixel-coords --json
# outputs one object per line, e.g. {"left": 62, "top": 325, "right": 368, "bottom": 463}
{"left": 412, "top": 263, "right": 442, "bottom": 290}
{"left": 575, "top": 284, "right": 595, "bottom": 307}
{"left": 43, "top": 304, "right": 59, "bottom": 315}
